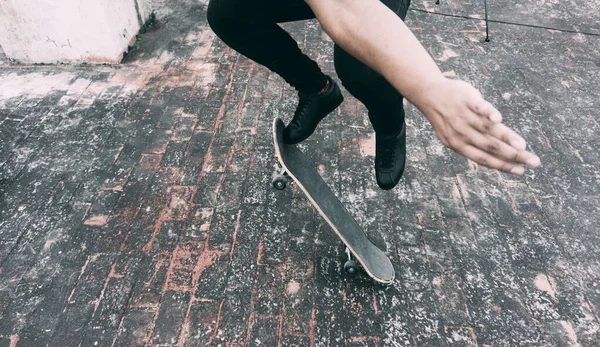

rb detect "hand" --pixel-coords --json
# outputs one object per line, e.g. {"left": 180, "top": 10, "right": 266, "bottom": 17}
{"left": 419, "top": 78, "right": 541, "bottom": 174}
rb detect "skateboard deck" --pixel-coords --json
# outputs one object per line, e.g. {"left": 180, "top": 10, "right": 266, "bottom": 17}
{"left": 272, "top": 118, "right": 395, "bottom": 284}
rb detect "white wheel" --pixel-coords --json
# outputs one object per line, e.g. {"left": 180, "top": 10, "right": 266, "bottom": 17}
{"left": 272, "top": 175, "right": 287, "bottom": 190}
{"left": 344, "top": 260, "right": 358, "bottom": 274}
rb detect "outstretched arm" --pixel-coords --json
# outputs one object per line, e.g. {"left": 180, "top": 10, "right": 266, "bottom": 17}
{"left": 305, "top": 0, "right": 541, "bottom": 174}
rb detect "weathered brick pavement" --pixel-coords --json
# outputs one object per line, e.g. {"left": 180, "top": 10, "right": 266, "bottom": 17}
{"left": 0, "top": 0, "right": 599, "bottom": 346}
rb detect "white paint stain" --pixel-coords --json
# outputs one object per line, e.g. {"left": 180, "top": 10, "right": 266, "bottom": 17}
{"left": 84, "top": 215, "right": 108, "bottom": 226}
{"left": 173, "top": 107, "right": 196, "bottom": 118}
{"left": 286, "top": 281, "right": 300, "bottom": 295}
{"left": 169, "top": 196, "right": 187, "bottom": 211}
{"left": 0, "top": 72, "right": 75, "bottom": 99}
{"left": 572, "top": 33, "right": 586, "bottom": 43}
{"left": 450, "top": 329, "right": 472, "bottom": 343}
{"left": 196, "top": 63, "right": 217, "bottom": 88}
{"left": 359, "top": 133, "right": 376, "bottom": 157}
{"left": 317, "top": 164, "right": 326, "bottom": 176}
{"left": 197, "top": 208, "right": 214, "bottom": 232}
{"left": 560, "top": 320, "right": 581, "bottom": 347}
{"left": 365, "top": 187, "right": 377, "bottom": 199}
{"left": 534, "top": 273, "right": 556, "bottom": 300}
{"left": 443, "top": 70, "right": 457, "bottom": 77}
{"left": 455, "top": 175, "right": 470, "bottom": 201}
{"left": 438, "top": 48, "right": 459, "bottom": 62}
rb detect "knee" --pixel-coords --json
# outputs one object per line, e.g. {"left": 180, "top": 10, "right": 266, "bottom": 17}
{"left": 334, "top": 46, "right": 387, "bottom": 93}
{"left": 333, "top": 46, "right": 374, "bottom": 84}
{"left": 334, "top": 46, "right": 403, "bottom": 111}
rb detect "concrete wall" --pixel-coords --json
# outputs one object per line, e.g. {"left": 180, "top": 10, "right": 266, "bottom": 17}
{"left": 0, "top": 45, "right": 7, "bottom": 65}
{"left": 0, "top": 0, "right": 152, "bottom": 64}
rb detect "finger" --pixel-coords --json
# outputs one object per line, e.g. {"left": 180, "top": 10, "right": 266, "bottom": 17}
{"left": 487, "top": 124, "right": 541, "bottom": 167}
{"left": 464, "top": 130, "right": 538, "bottom": 167}
{"left": 467, "top": 113, "right": 498, "bottom": 136}
{"left": 468, "top": 117, "right": 535, "bottom": 157}
{"left": 460, "top": 145, "right": 525, "bottom": 175}
{"left": 468, "top": 98, "right": 502, "bottom": 123}
{"left": 487, "top": 123, "right": 527, "bottom": 151}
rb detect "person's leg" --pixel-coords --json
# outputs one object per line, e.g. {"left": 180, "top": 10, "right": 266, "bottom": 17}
{"left": 207, "top": 0, "right": 344, "bottom": 144}
{"left": 334, "top": 0, "right": 411, "bottom": 190}
{"left": 207, "top": 0, "right": 324, "bottom": 92}
{"left": 334, "top": 50, "right": 405, "bottom": 135}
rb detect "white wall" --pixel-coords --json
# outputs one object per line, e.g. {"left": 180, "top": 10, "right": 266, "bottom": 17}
{"left": 136, "top": 0, "right": 154, "bottom": 23}
{"left": 0, "top": 0, "right": 152, "bottom": 64}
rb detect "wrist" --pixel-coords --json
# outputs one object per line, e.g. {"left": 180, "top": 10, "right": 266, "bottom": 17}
{"left": 407, "top": 76, "right": 448, "bottom": 117}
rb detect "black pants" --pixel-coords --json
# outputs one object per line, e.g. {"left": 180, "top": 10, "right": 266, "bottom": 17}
{"left": 206, "top": 0, "right": 411, "bottom": 134}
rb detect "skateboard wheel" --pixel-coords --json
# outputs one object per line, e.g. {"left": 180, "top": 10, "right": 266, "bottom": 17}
{"left": 344, "top": 260, "right": 358, "bottom": 274}
{"left": 272, "top": 175, "right": 287, "bottom": 190}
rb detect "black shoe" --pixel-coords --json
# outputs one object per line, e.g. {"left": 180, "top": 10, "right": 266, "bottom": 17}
{"left": 375, "top": 122, "right": 406, "bottom": 190}
{"left": 283, "top": 76, "right": 344, "bottom": 144}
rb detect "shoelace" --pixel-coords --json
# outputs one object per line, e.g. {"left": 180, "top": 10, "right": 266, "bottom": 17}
{"left": 293, "top": 92, "right": 315, "bottom": 122}
{"left": 293, "top": 80, "right": 329, "bottom": 124}
{"left": 377, "top": 136, "right": 397, "bottom": 169}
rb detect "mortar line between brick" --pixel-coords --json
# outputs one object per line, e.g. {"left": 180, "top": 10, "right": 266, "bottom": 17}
{"left": 174, "top": 239, "right": 219, "bottom": 345}
{"left": 148, "top": 184, "right": 202, "bottom": 344}
{"left": 141, "top": 209, "right": 167, "bottom": 255}
{"left": 178, "top": 180, "right": 241, "bottom": 344}
{"left": 176, "top": 295, "right": 194, "bottom": 347}
{"left": 209, "top": 202, "right": 254, "bottom": 344}
{"left": 277, "top": 300, "right": 285, "bottom": 347}
{"left": 172, "top": 176, "right": 231, "bottom": 345}
{"left": 454, "top": 175, "right": 475, "bottom": 229}
{"left": 372, "top": 290, "right": 379, "bottom": 315}
{"left": 64, "top": 258, "right": 124, "bottom": 347}
{"left": 235, "top": 62, "right": 254, "bottom": 114}
{"left": 0, "top": 222, "right": 32, "bottom": 269}
{"left": 109, "top": 277, "right": 141, "bottom": 347}
{"left": 143, "top": 253, "right": 177, "bottom": 346}
{"left": 65, "top": 255, "right": 94, "bottom": 305}
{"left": 67, "top": 79, "right": 94, "bottom": 110}
{"left": 191, "top": 65, "right": 234, "bottom": 196}
{"left": 92, "top": 263, "right": 119, "bottom": 311}
{"left": 244, "top": 289, "right": 258, "bottom": 343}
{"left": 454, "top": 274, "right": 475, "bottom": 326}
{"left": 208, "top": 298, "right": 225, "bottom": 345}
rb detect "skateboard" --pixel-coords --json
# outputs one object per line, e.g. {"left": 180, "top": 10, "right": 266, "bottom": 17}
{"left": 271, "top": 118, "right": 395, "bottom": 284}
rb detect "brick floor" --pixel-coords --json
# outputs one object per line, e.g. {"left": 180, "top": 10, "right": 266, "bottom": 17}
{"left": 0, "top": 0, "right": 599, "bottom": 346}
